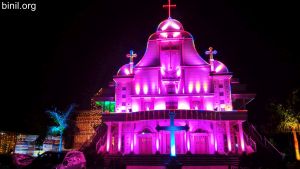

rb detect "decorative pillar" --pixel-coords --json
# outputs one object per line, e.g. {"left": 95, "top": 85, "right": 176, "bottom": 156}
{"left": 238, "top": 121, "right": 245, "bottom": 152}
{"left": 156, "top": 131, "right": 160, "bottom": 153}
{"left": 118, "top": 122, "right": 122, "bottom": 152}
{"left": 213, "top": 121, "right": 218, "bottom": 153}
{"left": 106, "top": 122, "right": 111, "bottom": 152}
{"left": 130, "top": 123, "right": 135, "bottom": 153}
{"left": 226, "top": 121, "right": 232, "bottom": 152}
{"left": 186, "top": 131, "right": 190, "bottom": 153}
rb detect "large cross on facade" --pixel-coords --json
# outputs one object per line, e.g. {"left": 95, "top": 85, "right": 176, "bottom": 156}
{"left": 156, "top": 112, "right": 189, "bottom": 157}
{"left": 163, "top": 0, "right": 176, "bottom": 19}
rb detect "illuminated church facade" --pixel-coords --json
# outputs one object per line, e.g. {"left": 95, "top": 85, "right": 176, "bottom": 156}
{"left": 97, "top": 1, "right": 257, "bottom": 164}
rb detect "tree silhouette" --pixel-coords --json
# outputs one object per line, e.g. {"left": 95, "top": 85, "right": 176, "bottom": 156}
{"left": 47, "top": 104, "right": 75, "bottom": 152}
{"left": 275, "top": 89, "right": 300, "bottom": 160}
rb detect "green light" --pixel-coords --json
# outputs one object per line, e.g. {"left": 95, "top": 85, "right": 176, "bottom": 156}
{"left": 95, "top": 101, "right": 102, "bottom": 106}
{"left": 94, "top": 101, "right": 115, "bottom": 112}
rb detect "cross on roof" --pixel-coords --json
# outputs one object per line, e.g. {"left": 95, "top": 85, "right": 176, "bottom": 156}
{"left": 126, "top": 50, "right": 137, "bottom": 63}
{"left": 156, "top": 112, "right": 189, "bottom": 156}
{"left": 163, "top": 0, "right": 176, "bottom": 19}
{"left": 205, "top": 47, "right": 218, "bottom": 60}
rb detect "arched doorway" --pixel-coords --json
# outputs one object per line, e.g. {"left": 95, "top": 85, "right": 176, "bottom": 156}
{"left": 191, "top": 129, "right": 209, "bottom": 154}
{"left": 138, "top": 128, "right": 153, "bottom": 154}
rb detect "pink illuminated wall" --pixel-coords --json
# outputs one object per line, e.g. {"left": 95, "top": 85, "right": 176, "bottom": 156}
{"left": 113, "top": 18, "right": 233, "bottom": 113}
{"left": 103, "top": 18, "right": 252, "bottom": 156}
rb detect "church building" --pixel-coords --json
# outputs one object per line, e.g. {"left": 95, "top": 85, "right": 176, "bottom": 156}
{"left": 97, "top": 1, "right": 259, "bottom": 168}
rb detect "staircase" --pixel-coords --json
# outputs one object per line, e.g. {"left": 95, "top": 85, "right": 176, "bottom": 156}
{"left": 243, "top": 122, "right": 285, "bottom": 168}
{"left": 103, "top": 154, "right": 239, "bottom": 168}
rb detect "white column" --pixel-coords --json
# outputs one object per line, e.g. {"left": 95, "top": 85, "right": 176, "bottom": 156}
{"left": 118, "top": 122, "right": 122, "bottom": 152}
{"left": 213, "top": 121, "right": 218, "bottom": 153}
{"left": 106, "top": 122, "right": 111, "bottom": 152}
{"left": 156, "top": 130, "right": 161, "bottom": 153}
{"left": 226, "top": 121, "right": 232, "bottom": 152}
{"left": 186, "top": 131, "right": 191, "bottom": 153}
{"left": 238, "top": 121, "right": 245, "bottom": 152}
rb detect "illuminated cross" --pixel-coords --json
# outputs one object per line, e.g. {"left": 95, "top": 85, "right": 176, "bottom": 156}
{"left": 126, "top": 50, "right": 137, "bottom": 63}
{"left": 205, "top": 47, "right": 217, "bottom": 60}
{"left": 205, "top": 47, "right": 218, "bottom": 72}
{"left": 156, "top": 112, "right": 189, "bottom": 157}
{"left": 126, "top": 50, "right": 137, "bottom": 74}
{"left": 163, "top": 0, "right": 176, "bottom": 19}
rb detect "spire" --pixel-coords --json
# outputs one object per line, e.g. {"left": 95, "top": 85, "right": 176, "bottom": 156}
{"left": 163, "top": 0, "right": 176, "bottom": 19}
{"left": 205, "top": 47, "right": 217, "bottom": 72}
{"left": 126, "top": 50, "right": 137, "bottom": 74}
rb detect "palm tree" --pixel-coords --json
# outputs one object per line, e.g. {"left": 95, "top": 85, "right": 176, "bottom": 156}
{"left": 276, "top": 89, "right": 300, "bottom": 160}
{"left": 48, "top": 104, "right": 75, "bottom": 152}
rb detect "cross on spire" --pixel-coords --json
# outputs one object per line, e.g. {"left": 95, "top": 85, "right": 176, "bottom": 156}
{"left": 126, "top": 50, "right": 137, "bottom": 74}
{"left": 163, "top": 0, "right": 176, "bottom": 19}
{"left": 205, "top": 47, "right": 218, "bottom": 72}
{"left": 205, "top": 47, "right": 217, "bottom": 60}
{"left": 126, "top": 50, "right": 137, "bottom": 63}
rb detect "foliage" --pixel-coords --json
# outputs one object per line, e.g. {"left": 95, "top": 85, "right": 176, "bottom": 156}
{"left": 275, "top": 89, "right": 300, "bottom": 132}
{"left": 47, "top": 104, "right": 76, "bottom": 135}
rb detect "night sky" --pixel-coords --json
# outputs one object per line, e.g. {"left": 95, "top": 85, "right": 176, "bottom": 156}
{"left": 0, "top": 0, "right": 299, "bottom": 134}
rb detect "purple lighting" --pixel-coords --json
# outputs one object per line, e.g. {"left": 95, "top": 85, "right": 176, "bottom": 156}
{"left": 108, "top": 5, "right": 253, "bottom": 157}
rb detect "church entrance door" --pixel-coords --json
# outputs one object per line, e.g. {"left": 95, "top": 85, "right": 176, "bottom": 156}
{"left": 192, "top": 134, "right": 208, "bottom": 154}
{"left": 138, "top": 134, "right": 153, "bottom": 154}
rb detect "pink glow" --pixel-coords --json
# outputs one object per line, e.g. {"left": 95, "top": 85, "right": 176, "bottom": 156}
{"left": 195, "top": 82, "right": 201, "bottom": 93}
{"left": 210, "top": 133, "right": 214, "bottom": 145}
{"left": 161, "top": 20, "right": 180, "bottom": 31}
{"left": 118, "top": 127, "right": 122, "bottom": 152}
{"left": 106, "top": 139, "right": 110, "bottom": 152}
{"left": 160, "top": 32, "right": 168, "bottom": 38}
{"left": 175, "top": 87, "right": 179, "bottom": 94}
{"left": 161, "top": 22, "right": 170, "bottom": 31}
{"left": 241, "top": 139, "right": 245, "bottom": 151}
{"left": 135, "top": 84, "right": 140, "bottom": 95}
{"left": 176, "top": 68, "right": 181, "bottom": 77}
{"left": 215, "top": 64, "right": 224, "bottom": 73}
{"left": 173, "top": 32, "right": 180, "bottom": 37}
{"left": 151, "top": 83, "right": 156, "bottom": 93}
{"left": 187, "top": 134, "right": 191, "bottom": 151}
{"left": 160, "top": 66, "right": 166, "bottom": 76}
{"left": 110, "top": 15, "right": 250, "bottom": 156}
{"left": 203, "top": 82, "right": 208, "bottom": 93}
{"left": 206, "top": 103, "right": 213, "bottom": 110}
{"left": 171, "top": 22, "right": 180, "bottom": 29}
{"left": 228, "top": 137, "right": 232, "bottom": 152}
{"left": 143, "top": 84, "right": 148, "bottom": 94}
{"left": 178, "top": 101, "right": 189, "bottom": 109}
{"left": 188, "top": 82, "right": 193, "bottom": 93}
{"left": 132, "top": 103, "right": 139, "bottom": 112}
{"left": 154, "top": 102, "right": 166, "bottom": 110}
{"left": 239, "top": 122, "right": 245, "bottom": 151}
{"left": 124, "top": 68, "right": 130, "bottom": 75}
{"left": 156, "top": 137, "right": 159, "bottom": 151}
{"left": 134, "top": 134, "right": 137, "bottom": 146}
{"left": 130, "top": 140, "right": 134, "bottom": 152}
{"left": 215, "top": 139, "right": 218, "bottom": 152}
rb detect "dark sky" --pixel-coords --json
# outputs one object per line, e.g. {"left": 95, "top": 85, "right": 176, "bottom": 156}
{"left": 0, "top": 0, "right": 299, "bottom": 133}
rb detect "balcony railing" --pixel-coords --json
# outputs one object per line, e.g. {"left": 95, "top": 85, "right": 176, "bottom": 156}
{"left": 102, "top": 109, "right": 248, "bottom": 122}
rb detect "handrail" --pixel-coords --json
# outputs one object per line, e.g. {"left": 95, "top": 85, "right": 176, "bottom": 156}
{"left": 243, "top": 122, "right": 284, "bottom": 158}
